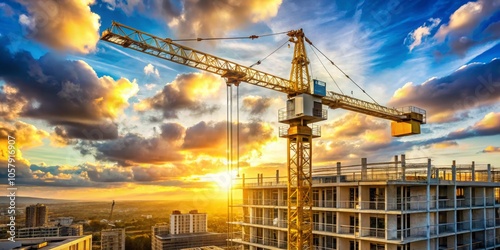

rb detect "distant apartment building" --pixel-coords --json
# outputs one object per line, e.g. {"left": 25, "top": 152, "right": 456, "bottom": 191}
{"left": 152, "top": 232, "right": 227, "bottom": 250}
{"left": 0, "top": 235, "right": 92, "bottom": 250}
{"left": 54, "top": 217, "right": 74, "bottom": 226}
{"left": 152, "top": 223, "right": 170, "bottom": 250}
{"left": 25, "top": 203, "right": 48, "bottom": 227}
{"left": 152, "top": 223, "right": 170, "bottom": 236}
{"left": 171, "top": 210, "right": 208, "bottom": 235}
{"left": 101, "top": 228, "right": 125, "bottom": 250}
{"left": 230, "top": 155, "right": 500, "bottom": 250}
{"left": 60, "top": 224, "right": 84, "bottom": 236}
{"left": 18, "top": 226, "right": 59, "bottom": 238}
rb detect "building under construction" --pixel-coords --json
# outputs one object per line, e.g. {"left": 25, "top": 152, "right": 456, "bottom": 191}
{"left": 229, "top": 155, "right": 500, "bottom": 250}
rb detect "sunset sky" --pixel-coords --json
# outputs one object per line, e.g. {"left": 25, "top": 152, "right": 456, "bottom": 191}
{"left": 0, "top": 0, "right": 499, "bottom": 202}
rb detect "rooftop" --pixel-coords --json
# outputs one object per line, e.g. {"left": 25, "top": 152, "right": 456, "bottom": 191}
{"left": 235, "top": 156, "right": 498, "bottom": 188}
{"left": 0, "top": 235, "right": 91, "bottom": 250}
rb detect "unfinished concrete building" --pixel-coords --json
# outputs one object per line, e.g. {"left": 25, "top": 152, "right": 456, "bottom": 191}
{"left": 230, "top": 155, "right": 500, "bottom": 250}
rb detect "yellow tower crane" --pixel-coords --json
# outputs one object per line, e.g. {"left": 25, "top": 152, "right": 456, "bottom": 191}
{"left": 100, "top": 22, "right": 426, "bottom": 250}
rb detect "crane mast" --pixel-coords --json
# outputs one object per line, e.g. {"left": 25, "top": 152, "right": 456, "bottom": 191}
{"left": 101, "top": 22, "right": 426, "bottom": 250}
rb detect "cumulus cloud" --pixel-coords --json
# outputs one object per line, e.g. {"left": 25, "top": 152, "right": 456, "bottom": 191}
{"left": 446, "top": 112, "right": 500, "bottom": 139}
{"left": 92, "top": 120, "right": 274, "bottom": 165}
{"left": 144, "top": 63, "right": 160, "bottom": 77}
{"left": 94, "top": 129, "right": 185, "bottom": 166}
{"left": 405, "top": 18, "right": 441, "bottom": 52}
{"left": 242, "top": 96, "right": 273, "bottom": 115}
{"left": 0, "top": 121, "right": 49, "bottom": 154}
{"left": 135, "top": 72, "right": 221, "bottom": 119}
{"left": 314, "top": 113, "right": 394, "bottom": 162}
{"left": 482, "top": 145, "right": 500, "bottom": 153}
{"left": 17, "top": 0, "right": 100, "bottom": 53}
{"left": 388, "top": 59, "right": 500, "bottom": 123}
{"left": 183, "top": 121, "right": 275, "bottom": 158}
{"left": 434, "top": 0, "right": 500, "bottom": 55}
{"left": 104, "top": 0, "right": 282, "bottom": 38}
{"left": 0, "top": 38, "right": 138, "bottom": 140}
{"left": 170, "top": 0, "right": 282, "bottom": 37}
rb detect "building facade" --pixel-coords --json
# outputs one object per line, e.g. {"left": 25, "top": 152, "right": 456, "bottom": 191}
{"left": 60, "top": 224, "right": 84, "bottom": 236}
{"left": 25, "top": 204, "right": 48, "bottom": 227}
{"left": 171, "top": 210, "right": 208, "bottom": 235}
{"left": 18, "top": 226, "right": 59, "bottom": 238}
{"left": 152, "top": 232, "right": 227, "bottom": 250}
{"left": 101, "top": 228, "right": 125, "bottom": 250}
{"left": 230, "top": 156, "right": 500, "bottom": 250}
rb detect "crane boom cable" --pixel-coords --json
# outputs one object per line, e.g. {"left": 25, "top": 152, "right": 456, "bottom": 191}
{"left": 226, "top": 85, "right": 231, "bottom": 249}
{"left": 170, "top": 30, "right": 290, "bottom": 42}
{"left": 309, "top": 43, "right": 344, "bottom": 95}
{"left": 236, "top": 85, "right": 240, "bottom": 177}
{"left": 306, "top": 37, "right": 379, "bottom": 105}
{"left": 250, "top": 39, "right": 289, "bottom": 68}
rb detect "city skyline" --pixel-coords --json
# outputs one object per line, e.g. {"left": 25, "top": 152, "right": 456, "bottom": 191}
{"left": 0, "top": 0, "right": 499, "bottom": 201}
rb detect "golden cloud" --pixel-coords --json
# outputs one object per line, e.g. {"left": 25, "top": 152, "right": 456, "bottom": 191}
{"left": 0, "top": 121, "right": 49, "bottom": 165}
{"left": 474, "top": 112, "right": 500, "bottom": 131}
{"left": 483, "top": 145, "right": 500, "bottom": 153}
{"left": 431, "top": 141, "right": 458, "bottom": 149}
{"left": 166, "top": 0, "right": 282, "bottom": 37}
{"left": 134, "top": 72, "right": 223, "bottom": 119}
{"left": 96, "top": 76, "right": 139, "bottom": 118}
{"left": 18, "top": 0, "right": 100, "bottom": 53}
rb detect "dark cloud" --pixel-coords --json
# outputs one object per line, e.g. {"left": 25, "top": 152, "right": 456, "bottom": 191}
{"left": 85, "top": 164, "right": 132, "bottom": 182}
{"left": 388, "top": 59, "right": 500, "bottom": 123}
{"left": 95, "top": 123, "right": 185, "bottom": 166}
{"left": 92, "top": 120, "right": 274, "bottom": 165}
{"left": 242, "top": 96, "right": 273, "bottom": 116}
{"left": 54, "top": 122, "right": 119, "bottom": 141}
{"left": 135, "top": 72, "right": 220, "bottom": 119}
{"left": 0, "top": 37, "right": 138, "bottom": 140}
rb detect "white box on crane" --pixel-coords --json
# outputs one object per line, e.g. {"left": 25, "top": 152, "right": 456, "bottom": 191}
{"left": 283, "top": 94, "right": 325, "bottom": 123}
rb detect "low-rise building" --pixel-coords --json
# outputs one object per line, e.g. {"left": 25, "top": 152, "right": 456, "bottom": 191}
{"left": 0, "top": 235, "right": 92, "bottom": 250}
{"left": 152, "top": 232, "right": 227, "bottom": 250}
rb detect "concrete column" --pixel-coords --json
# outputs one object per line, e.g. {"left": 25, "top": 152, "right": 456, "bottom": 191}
{"left": 487, "top": 164, "right": 492, "bottom": 182}
{"left": 401, "top": 154, "right": 406, "bottom": 181}
{"left": 452, "top": 160, "right": 456, "bottom": 182}
{"left": 276, "top": 170, "right": 279, "bottom": 184}
{"left": 427, "top": 159, "right": 432, "bottom": 181}
{"left": 242, "top": 173, "right": 245, "bottom": 187}
{"left": 361, "top": 158, "right": 367, "bottom": 181}
{"left": 394, "top": 155, "right": 399, "bottom": 179}
{"left": 426, "top": 158, "right": 431, "bottom": 245}
{"left": 336, "top": 162, "right": 341, "bottom": 183}
{"left": 471, "top": 161, "right": 475, "bottom": 182}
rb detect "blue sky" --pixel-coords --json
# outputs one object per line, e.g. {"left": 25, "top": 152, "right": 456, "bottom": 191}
{"left": 0, "top": 0, "right": 499, "bottom": 201}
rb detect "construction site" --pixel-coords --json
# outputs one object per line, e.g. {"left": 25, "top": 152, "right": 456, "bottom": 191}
{"left": 99, "top": 22, "right": 500, "bottom": 250}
